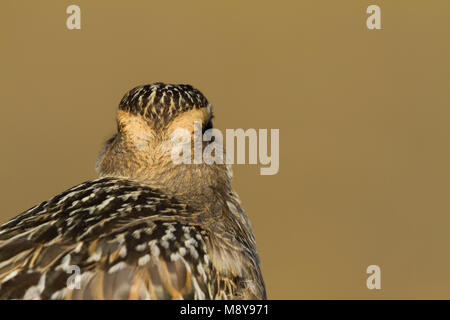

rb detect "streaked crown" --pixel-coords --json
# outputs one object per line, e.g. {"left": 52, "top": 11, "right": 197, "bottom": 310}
{"left": 118, "top": 83, "right": 210, "bottom": 128}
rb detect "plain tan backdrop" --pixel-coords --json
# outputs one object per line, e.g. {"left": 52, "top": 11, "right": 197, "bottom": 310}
{"left": 1, "top": 1, "right": 450, "bottom": 299}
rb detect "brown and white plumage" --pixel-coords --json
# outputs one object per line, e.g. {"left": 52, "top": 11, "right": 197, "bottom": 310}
{"left": 0, "top": 83, "right": 266, "bottom": 299}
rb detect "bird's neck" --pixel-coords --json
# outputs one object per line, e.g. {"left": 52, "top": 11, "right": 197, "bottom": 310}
{"left": 96, "top": 134, "right": 233, "bottom": 207}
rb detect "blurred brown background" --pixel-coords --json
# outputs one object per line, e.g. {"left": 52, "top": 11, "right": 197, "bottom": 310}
{"left": 1, "top": 0, "right": 450, "bottom": 299}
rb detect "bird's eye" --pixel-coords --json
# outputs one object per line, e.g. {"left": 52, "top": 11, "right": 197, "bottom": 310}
{"left": 202, "top": 119, "right": 215, "bottom": 143}
{"left": 203, "top": 119, "right": 213, "bottom": 133}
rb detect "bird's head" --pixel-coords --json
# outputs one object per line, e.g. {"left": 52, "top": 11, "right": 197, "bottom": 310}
{"left": 96, "top": 83, "right": 231, "bottom": 198}
{"left": 117, "top": 82, "right": 212, "bottom": 136}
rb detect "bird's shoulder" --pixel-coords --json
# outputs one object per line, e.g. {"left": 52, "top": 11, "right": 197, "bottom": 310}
{"left": 0, "top": 177, "right": 232, "bottom": 299}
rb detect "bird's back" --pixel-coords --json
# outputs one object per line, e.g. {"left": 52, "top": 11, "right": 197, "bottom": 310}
{"left": 0, "top": 178, "right": 265, "bottom": 299}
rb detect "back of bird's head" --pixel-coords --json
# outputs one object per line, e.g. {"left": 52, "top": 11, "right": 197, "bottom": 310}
{"left": 118, "top": 83, "right": 212, "bottom": 131}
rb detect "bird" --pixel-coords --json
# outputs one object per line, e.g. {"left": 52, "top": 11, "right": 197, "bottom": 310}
{"left": 0, "top": 83, "right": 266, "bottom": 300}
